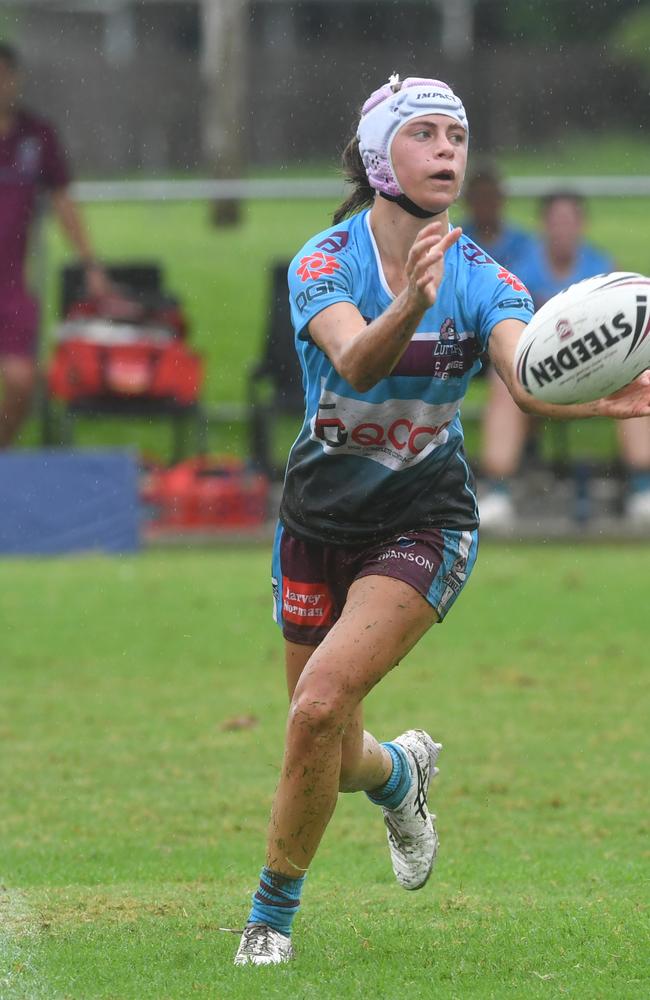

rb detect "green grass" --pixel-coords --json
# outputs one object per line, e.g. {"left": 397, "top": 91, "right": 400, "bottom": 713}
{"left": 1, "top": 545, "right": 649, "bottom": 998}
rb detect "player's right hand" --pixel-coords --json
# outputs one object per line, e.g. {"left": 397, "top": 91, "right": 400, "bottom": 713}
{"left": 405, "top": 222, "right": 462, "bottom": 309}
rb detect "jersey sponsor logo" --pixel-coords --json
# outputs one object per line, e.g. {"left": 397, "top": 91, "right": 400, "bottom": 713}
{"left": 377, "top": 547, "right": 436, "bottom": 573}
{"left": 311, "top": 388, "right": 460, "bottom": 471}
{"left": 297, "top": 251, "right": 341, "bottom": 283}
{"left": 295, "top": 278, "right": 346, "bottom": 314}
{"left": 282, "top": 578, "right": 333, "bottom": 626}
{"left": 461, "top": 242, "right": 495, "bottom": 267}
{"left": 497, "top": 267, "right": 529, "bottom": 294}
{"left": 397, "top": 536, "right": 416, "bottom": 547}
{"left": 497, "top": 296, "right": 534, "bottom": 313}
{"left": 438, "top": 531, "right": 473, "bottom": 611}
{"left": 316, "top": 231, "right": 349, "bottom": 254}
{"left": 271, "top": 575, "right": 279, "bottom": 622}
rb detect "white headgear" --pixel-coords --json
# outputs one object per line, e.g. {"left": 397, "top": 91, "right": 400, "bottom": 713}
{"left": 357, "top": 75, "right": 469, "bottom": 197}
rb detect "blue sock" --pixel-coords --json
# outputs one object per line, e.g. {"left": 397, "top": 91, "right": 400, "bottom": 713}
{"left": 247, "top": 866, "right": 306, "bottom": 937}
{"left": 486, "top": 478, "right": 511, "bottom": 496}
{"left": 366, "top": 741, "right": 412, "bottom": 811}
{"left": 629, "top": 470, "right": 650, "bottom": 495}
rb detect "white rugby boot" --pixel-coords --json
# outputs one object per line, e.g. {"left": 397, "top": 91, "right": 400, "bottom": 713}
{"left": 626, "top": 488, "right": 650, "bottom": 526}
{"left": 479, "top": 490, "right": 514, "bottom": 530}
{"left": 382, "top": 730, "right": 442, "bottom": 891}
{"left": 234, "top": 923, "right": 294, "bottom": 966}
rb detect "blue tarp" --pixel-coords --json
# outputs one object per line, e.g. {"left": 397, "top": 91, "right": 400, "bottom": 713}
{"left": 0, "top": 450, "right": 140, "bottom": 555}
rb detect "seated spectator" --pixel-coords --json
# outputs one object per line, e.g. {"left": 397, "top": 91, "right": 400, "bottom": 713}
{"left": 480, "top": 190, "right": 650, "bottom": 526}
{"left": 461, "top": 160, "right": 535, "bottom": 272}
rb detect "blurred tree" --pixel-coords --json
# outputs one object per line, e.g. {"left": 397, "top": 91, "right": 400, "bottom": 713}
{"left": 612, "top": 3, "right": 650, "bottom": 82}
{"left": 201, "top": 0, "right": 247, "bottom": 226}
{"left": 475, "top": 0, "right": 643, "bottom": 43}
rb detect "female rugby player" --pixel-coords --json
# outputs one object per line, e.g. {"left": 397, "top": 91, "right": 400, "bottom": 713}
{"left": 235, "top": 75, "right": 650, "bottom": 965}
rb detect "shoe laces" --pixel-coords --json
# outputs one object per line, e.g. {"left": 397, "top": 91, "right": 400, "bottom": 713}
{"left": 241, "top": 923, "right": 284, "bottom": 957}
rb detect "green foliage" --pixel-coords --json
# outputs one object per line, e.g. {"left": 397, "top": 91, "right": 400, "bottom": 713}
{"left": 1, "top": 545, "right": 649, "bottom": 997}
{"left": 479, "top": 0, "right": 644, "bottom": 43}
{"left": 612, "top": 4, "right": 650, "bottom": 79}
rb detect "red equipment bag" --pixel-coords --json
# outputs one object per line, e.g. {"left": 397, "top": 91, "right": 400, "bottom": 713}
{"left": 48, "top": 292, "right": 202, "bottom": 405}
{"left": 142, "top": 456, "right": 270, "bottom": 531}
{"left": 48, "top": 338, "right": 203, "bottom": 405}
{"left": 66, "top": 292, "right": 188, "bottom": 339}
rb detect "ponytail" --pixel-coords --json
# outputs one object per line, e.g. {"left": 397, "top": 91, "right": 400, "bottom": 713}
{"left": 332, "top": 135, "right": 375, "bottom": 225}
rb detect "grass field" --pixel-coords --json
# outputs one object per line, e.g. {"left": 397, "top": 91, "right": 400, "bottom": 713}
{"left": 2, "top": 544, "right": 649, "bottom": 999}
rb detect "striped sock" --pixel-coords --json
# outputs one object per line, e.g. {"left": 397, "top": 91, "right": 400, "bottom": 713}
{"left": 247, "top": 866, "right": 306, "bottom": 937}
{"left": 366, "top": 741, "right": 412, "bottom": 810}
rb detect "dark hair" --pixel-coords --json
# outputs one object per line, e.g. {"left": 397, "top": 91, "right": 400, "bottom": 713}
{"left": 539, "top": 190, "right": 586, "bottom": 215}
{"left": 332, "top": 134, "right": 375, "bottom": 225}
{"left": 0, "top": 42, "right": 19, "bottom": 69}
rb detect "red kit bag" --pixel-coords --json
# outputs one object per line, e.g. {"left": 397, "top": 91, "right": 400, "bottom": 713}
{"left": 142, "top": 457, "right": 270, "bottom": 530}
{"left": 48, "top": 292, "right": 202, "bottom": 405}
{"left": 48, "top": 338, "right": 203, "bottom": 405}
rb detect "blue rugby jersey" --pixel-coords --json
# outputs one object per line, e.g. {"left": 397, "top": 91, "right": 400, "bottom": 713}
{"left": 279, "top": 209, "right": 533, "bottom": 544}
{"left": 515, "top": 240, "right": 614, "bottom": 309}
{"left": 460, "top": 221, "right": 535, "bottom": 275}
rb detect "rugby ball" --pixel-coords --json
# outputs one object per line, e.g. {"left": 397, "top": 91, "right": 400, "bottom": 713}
{"left": 515, "top": 271, "right": 650, "bottom": 404}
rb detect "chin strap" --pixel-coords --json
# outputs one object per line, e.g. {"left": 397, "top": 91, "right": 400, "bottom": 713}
{"left": 379, "top": 191, "right": 446, "bottom": 219}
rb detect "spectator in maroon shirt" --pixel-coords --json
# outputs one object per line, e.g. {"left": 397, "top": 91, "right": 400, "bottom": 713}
{"left": 0, "top": 42, "right": 112, "bottom": 446}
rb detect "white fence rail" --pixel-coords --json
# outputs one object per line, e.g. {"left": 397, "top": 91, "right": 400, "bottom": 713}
{"left": 72, "top": 176, "right": 650, "bottom": 203}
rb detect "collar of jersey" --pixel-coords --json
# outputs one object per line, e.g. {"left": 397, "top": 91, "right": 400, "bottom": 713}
{"left": 364, "top": 211, "right": 455, "bottom": 303}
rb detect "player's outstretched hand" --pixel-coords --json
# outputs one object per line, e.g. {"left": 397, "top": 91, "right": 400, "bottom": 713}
{"left": 406, "top": 222, "right": 463, "bottom": 309}
{"left": 596, "top": 370, "right": 650, "bottom": 419}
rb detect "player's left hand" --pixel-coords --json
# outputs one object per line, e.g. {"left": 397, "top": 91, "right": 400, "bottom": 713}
{"left": 596, "top": 370, "right": 650, "bottom": 418}
{"left": 405, "top": 222, "right": 463, "bottom": 310}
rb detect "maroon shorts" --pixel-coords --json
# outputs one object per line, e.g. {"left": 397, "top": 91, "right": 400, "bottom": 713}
{"left": 0, "top": 292, "right": 39, "bottom": 358}
{"left": 271, "top": 521, "right": 479, "bottom": 646}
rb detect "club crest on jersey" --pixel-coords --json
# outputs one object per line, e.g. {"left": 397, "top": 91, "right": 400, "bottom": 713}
{"left": 497, "top": 267, "right": 529, "bottom": 294}
{"left": 440, "top": 317, "right": 458, "bottom": 341}
{"left": 297, "top": 251, "right": 341, "bottom": 283}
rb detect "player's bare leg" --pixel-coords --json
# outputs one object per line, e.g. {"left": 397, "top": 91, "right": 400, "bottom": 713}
{"left": 480, "top": 368, "right": 530, "bottom": 527}
{"left": 285, "top": 639, "right": 392, "bottom": 793}
{"left": 269, "top": 575, "right": 436, "bottom": 875}
{"left": 617, "top": 415, "right": 650, "bottom": 522}
{"left": 0, "top": 355, "right": 36, "bottom": 447}
{"left": 235, "top": 576, "right": 440, "bottom": 965}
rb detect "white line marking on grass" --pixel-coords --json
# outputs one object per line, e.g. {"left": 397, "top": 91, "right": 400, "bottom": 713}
{"left": 0, "top": 883, "right": 52, "bottom": 1000}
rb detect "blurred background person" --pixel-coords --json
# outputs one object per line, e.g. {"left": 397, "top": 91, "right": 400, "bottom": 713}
{"left": 0, "top": 41, "right": 112, "bottom": 447}
{"left": 480, "top": 190, "right": 650, "bottom": 527}
{"left": 461, "top": 160, "right": 535, "bottom": 272}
